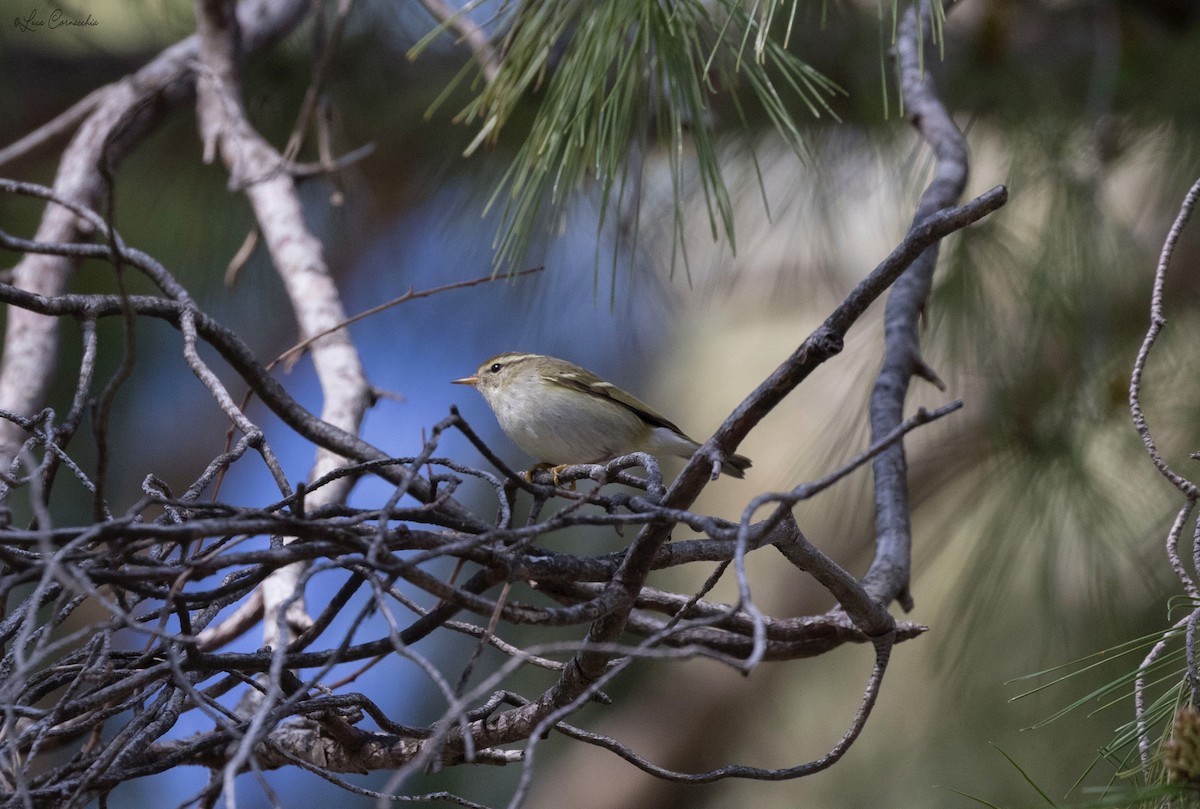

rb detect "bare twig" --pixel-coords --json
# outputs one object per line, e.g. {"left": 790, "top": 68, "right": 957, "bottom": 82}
{"left": 273, "top": 266, "right": 544, "bottom": 370}
{"left": 1129, "top": 174, "right": 1200, "bottom": 498}
{"left": 0, "top": 87, "right": 108, "bottom": 169}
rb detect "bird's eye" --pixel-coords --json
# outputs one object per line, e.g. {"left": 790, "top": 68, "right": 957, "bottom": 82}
{"left": 489, "top": 363, "right": 503, "bottom": 373}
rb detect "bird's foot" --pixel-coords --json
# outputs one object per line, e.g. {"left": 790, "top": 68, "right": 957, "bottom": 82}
{"left": 524, "top": 463, "right": 576, "bottom": 490}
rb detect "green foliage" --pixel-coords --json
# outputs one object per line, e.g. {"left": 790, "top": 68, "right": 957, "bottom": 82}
{"left": 1008, "top": 608, "right": 1200, "bottom": 806}
{"left": 417, "top": 0, "right": 843, "bottom": 273}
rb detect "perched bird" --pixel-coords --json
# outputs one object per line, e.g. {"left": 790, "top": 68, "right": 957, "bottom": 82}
{"left": 453, "top": 352, "right": 751, "bottom": 478}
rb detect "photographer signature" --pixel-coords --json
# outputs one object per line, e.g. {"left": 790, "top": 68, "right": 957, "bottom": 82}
{"left": 14, "top": 7, "right": 99, "bottom": 32}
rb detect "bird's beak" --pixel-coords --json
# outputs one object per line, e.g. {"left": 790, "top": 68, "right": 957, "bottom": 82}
{"left": 452, "top": 375, "right": 479, "bottom": 386}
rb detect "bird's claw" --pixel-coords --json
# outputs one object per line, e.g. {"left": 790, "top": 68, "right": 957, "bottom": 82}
{"left": 524, "top": 463, "right": 577, "bottom": 490}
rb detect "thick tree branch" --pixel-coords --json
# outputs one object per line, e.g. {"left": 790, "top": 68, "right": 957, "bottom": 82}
{"left": 193, "top": 0, "right": 370, "bottom": 657}
{"left": 863, "top": 0, "right": 970, "bottom": 608}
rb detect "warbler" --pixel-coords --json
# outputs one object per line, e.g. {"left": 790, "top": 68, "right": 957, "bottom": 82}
{"left": 453, "top": 352, "right": 751, "bottom": 478}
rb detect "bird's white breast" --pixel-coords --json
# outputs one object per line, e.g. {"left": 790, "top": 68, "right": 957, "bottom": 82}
{"left": 484, "top": 376, "right": 646, "bottom": 464}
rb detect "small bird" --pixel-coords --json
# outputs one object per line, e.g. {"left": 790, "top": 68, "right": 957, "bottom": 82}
{"left": 453, "top": 352, "right": 751, "bottom": 478}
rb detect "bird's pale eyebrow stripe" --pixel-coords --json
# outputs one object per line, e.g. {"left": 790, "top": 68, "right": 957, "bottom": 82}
{"left": 497, "top": 353, "right": 541, "bottom": 366}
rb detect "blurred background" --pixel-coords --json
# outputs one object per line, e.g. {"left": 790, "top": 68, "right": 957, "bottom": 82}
{"left": 4, "top": 0, "right": 1200, "bottom": 806}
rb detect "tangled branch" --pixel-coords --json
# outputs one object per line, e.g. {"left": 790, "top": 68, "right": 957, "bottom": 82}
{"left": 0, "top": 1, "right": 1005, "bottom": 807}
{"left": 1128, "top": 173, "right": 1200, "bottom": 778}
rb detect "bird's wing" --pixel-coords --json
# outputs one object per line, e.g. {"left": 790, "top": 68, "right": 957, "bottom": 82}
{"left": 543, "top": 368, "right": 689, "bottom": 436}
